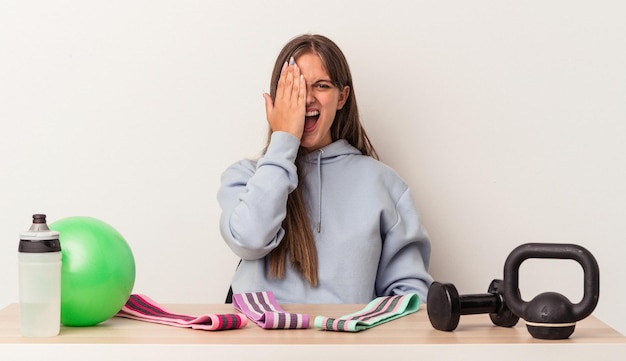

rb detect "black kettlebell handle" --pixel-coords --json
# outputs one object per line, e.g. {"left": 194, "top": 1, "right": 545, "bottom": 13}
{"left": 503, "top": 243, "right": 600, "bottom": 323}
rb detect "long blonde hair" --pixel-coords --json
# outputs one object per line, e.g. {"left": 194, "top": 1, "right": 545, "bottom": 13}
{"left": 265, "top": 34, "right": 378, "bottom": 286}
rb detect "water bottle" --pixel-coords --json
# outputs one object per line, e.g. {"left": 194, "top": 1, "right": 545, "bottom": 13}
{"left": 18, "top": 214, "right": 62, "bottom": 337}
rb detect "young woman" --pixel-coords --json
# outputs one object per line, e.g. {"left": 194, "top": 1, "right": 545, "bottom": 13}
{"left": 218, "top": 34, "right": 433, "bottom": 304}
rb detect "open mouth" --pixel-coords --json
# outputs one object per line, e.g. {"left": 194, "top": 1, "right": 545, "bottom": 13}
{"left": 304, "top": 110, "right": 320, "bottom": 132}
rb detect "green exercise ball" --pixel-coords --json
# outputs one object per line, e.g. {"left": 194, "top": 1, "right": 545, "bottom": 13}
{"left": 49, "top": 216, "right": 135, "bottom": 326}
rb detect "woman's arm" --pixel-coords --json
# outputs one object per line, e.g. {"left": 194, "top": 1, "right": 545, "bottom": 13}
{"left": 375, "top": 187, "right": 434, "bottom": 302}
{"left": 217, "top": 132, "right": 301, "bottom": 260}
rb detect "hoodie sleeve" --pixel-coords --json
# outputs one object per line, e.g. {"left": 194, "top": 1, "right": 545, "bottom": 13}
{"left": 375, "top": 187, "right": 433, "bottom": 302}
{"left": 217, "top": 132, "right": 301, "bottom": 260}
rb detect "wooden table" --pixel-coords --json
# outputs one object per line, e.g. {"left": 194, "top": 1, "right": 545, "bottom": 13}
{"left": 1, "top": 303, "right": 624, "bottom": 360}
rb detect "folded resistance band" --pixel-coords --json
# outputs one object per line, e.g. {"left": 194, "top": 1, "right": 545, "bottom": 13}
{"left": 314, "top": 293, "right": 420, "bottom": 332}
{"left": 115, "top": 294, "right": 248, "bottom": 331}
{"left": 232, "top": 291, "right": 309, "bottom": 329}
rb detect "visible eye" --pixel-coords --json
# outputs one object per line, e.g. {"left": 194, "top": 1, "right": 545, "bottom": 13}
{"left": 314, "top": 83, "right": 333, "bottom": 90}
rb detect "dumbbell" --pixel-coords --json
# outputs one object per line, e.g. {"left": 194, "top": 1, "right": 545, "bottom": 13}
{"left": 427, "top": 279, "right": 519, "bottom": 331}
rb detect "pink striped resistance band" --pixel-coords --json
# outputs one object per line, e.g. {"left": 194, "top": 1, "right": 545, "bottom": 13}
{"left": 115, "top": 294, "right": 248, "bottom": 331}
{"left": 314, "top": 293, "right": 420, "bottom": 332}
{"left": 232, "top": 291, "right": 310, "bottom": 329}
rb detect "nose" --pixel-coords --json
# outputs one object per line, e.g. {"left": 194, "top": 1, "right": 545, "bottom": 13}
{"left": 305, "top": 84, "right": 315, "bottom": 105}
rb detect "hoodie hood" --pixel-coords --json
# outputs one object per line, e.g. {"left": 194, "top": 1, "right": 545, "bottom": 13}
{"left": 302, "top": 139, "right": 362, "bottom": 164}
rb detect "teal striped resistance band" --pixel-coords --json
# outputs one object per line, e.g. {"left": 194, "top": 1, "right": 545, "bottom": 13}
{"left": 314, "top": 293, "right": 420, "bottom": 332}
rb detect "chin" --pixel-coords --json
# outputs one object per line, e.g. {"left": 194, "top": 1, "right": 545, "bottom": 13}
{"left": 300, "top": 132, "right": 331, "bottom": 151}
{"left": 300, "top": 138, "right": 319, "bottom": 151}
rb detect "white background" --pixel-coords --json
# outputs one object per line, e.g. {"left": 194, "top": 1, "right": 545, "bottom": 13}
{"left": 1, "top": 1, "right": 625, "bottom": 335}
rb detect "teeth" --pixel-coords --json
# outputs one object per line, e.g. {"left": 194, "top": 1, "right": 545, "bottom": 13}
{"left": 305, "top": 110, "right": 319, "bottom": 117}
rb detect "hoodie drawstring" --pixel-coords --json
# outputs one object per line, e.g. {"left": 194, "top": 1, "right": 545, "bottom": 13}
{"left": 316, "top": 149, "right": 323, "bottom": 233}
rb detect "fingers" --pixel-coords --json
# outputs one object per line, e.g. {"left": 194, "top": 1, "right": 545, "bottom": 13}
{"left": 290, "top": 61, "right": 304, "bottom": 104}
{"left": 266, "top": 57, "right": 306, "bottom": 139}
{"left": 277, "top": 57, "right": 303, "bottom": 104}
{"left": 277, "top": 60, "right": 289, "bottom": 100}
{"left": 263, "top": 92, "right": 273, "bottom": 122}
{"left": 298, "top": 69, "right": 306, "bottom": 105}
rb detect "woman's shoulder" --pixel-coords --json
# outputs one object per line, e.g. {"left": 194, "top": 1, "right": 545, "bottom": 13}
{"left": 335, "top": 154, "right": 409, "bottom": 197}
{"left": 222, "top": 157, "right": 258, "bottom": 179}
{"left": 351, "top": 154, "right": 404, "bottom": 180}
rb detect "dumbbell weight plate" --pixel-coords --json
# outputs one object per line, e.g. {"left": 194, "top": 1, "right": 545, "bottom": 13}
{"left": 427, "top": 282, "right": 461, "bottom": 331}
{"left": 487, "top": 279, "right": 520, "bottom": 328}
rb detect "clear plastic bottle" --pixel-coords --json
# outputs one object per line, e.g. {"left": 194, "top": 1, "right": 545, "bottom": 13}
{"left": 18, "top": 214, "right": 62, "bottom": 337}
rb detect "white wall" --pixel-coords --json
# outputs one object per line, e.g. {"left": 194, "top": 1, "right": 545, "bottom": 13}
{"left": 2, "top": 1, "right": 625, "bottom": 335}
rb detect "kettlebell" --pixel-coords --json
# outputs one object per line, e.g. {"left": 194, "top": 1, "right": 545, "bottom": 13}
{"left": 503, "top": 243, "right": 600, "bottom": 339}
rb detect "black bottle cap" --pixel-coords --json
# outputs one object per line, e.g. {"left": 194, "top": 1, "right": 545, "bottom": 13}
{"left": 19, "top": 238, "right": 62, "bottom": 253}
{"left": 19, "top": 214, "right": 61, "bottom": 253}
{"left": 32, "top": 214, "right": 47, "bottom": 224}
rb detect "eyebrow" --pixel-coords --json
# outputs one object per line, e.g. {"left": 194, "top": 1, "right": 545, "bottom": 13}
{"left": 309, "top": 79, "right": 334, "bottom": 85}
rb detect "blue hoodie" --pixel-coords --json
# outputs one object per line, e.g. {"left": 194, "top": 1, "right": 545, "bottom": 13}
{"left": 218, "top": 131, "right": 433, "bottom": 304}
